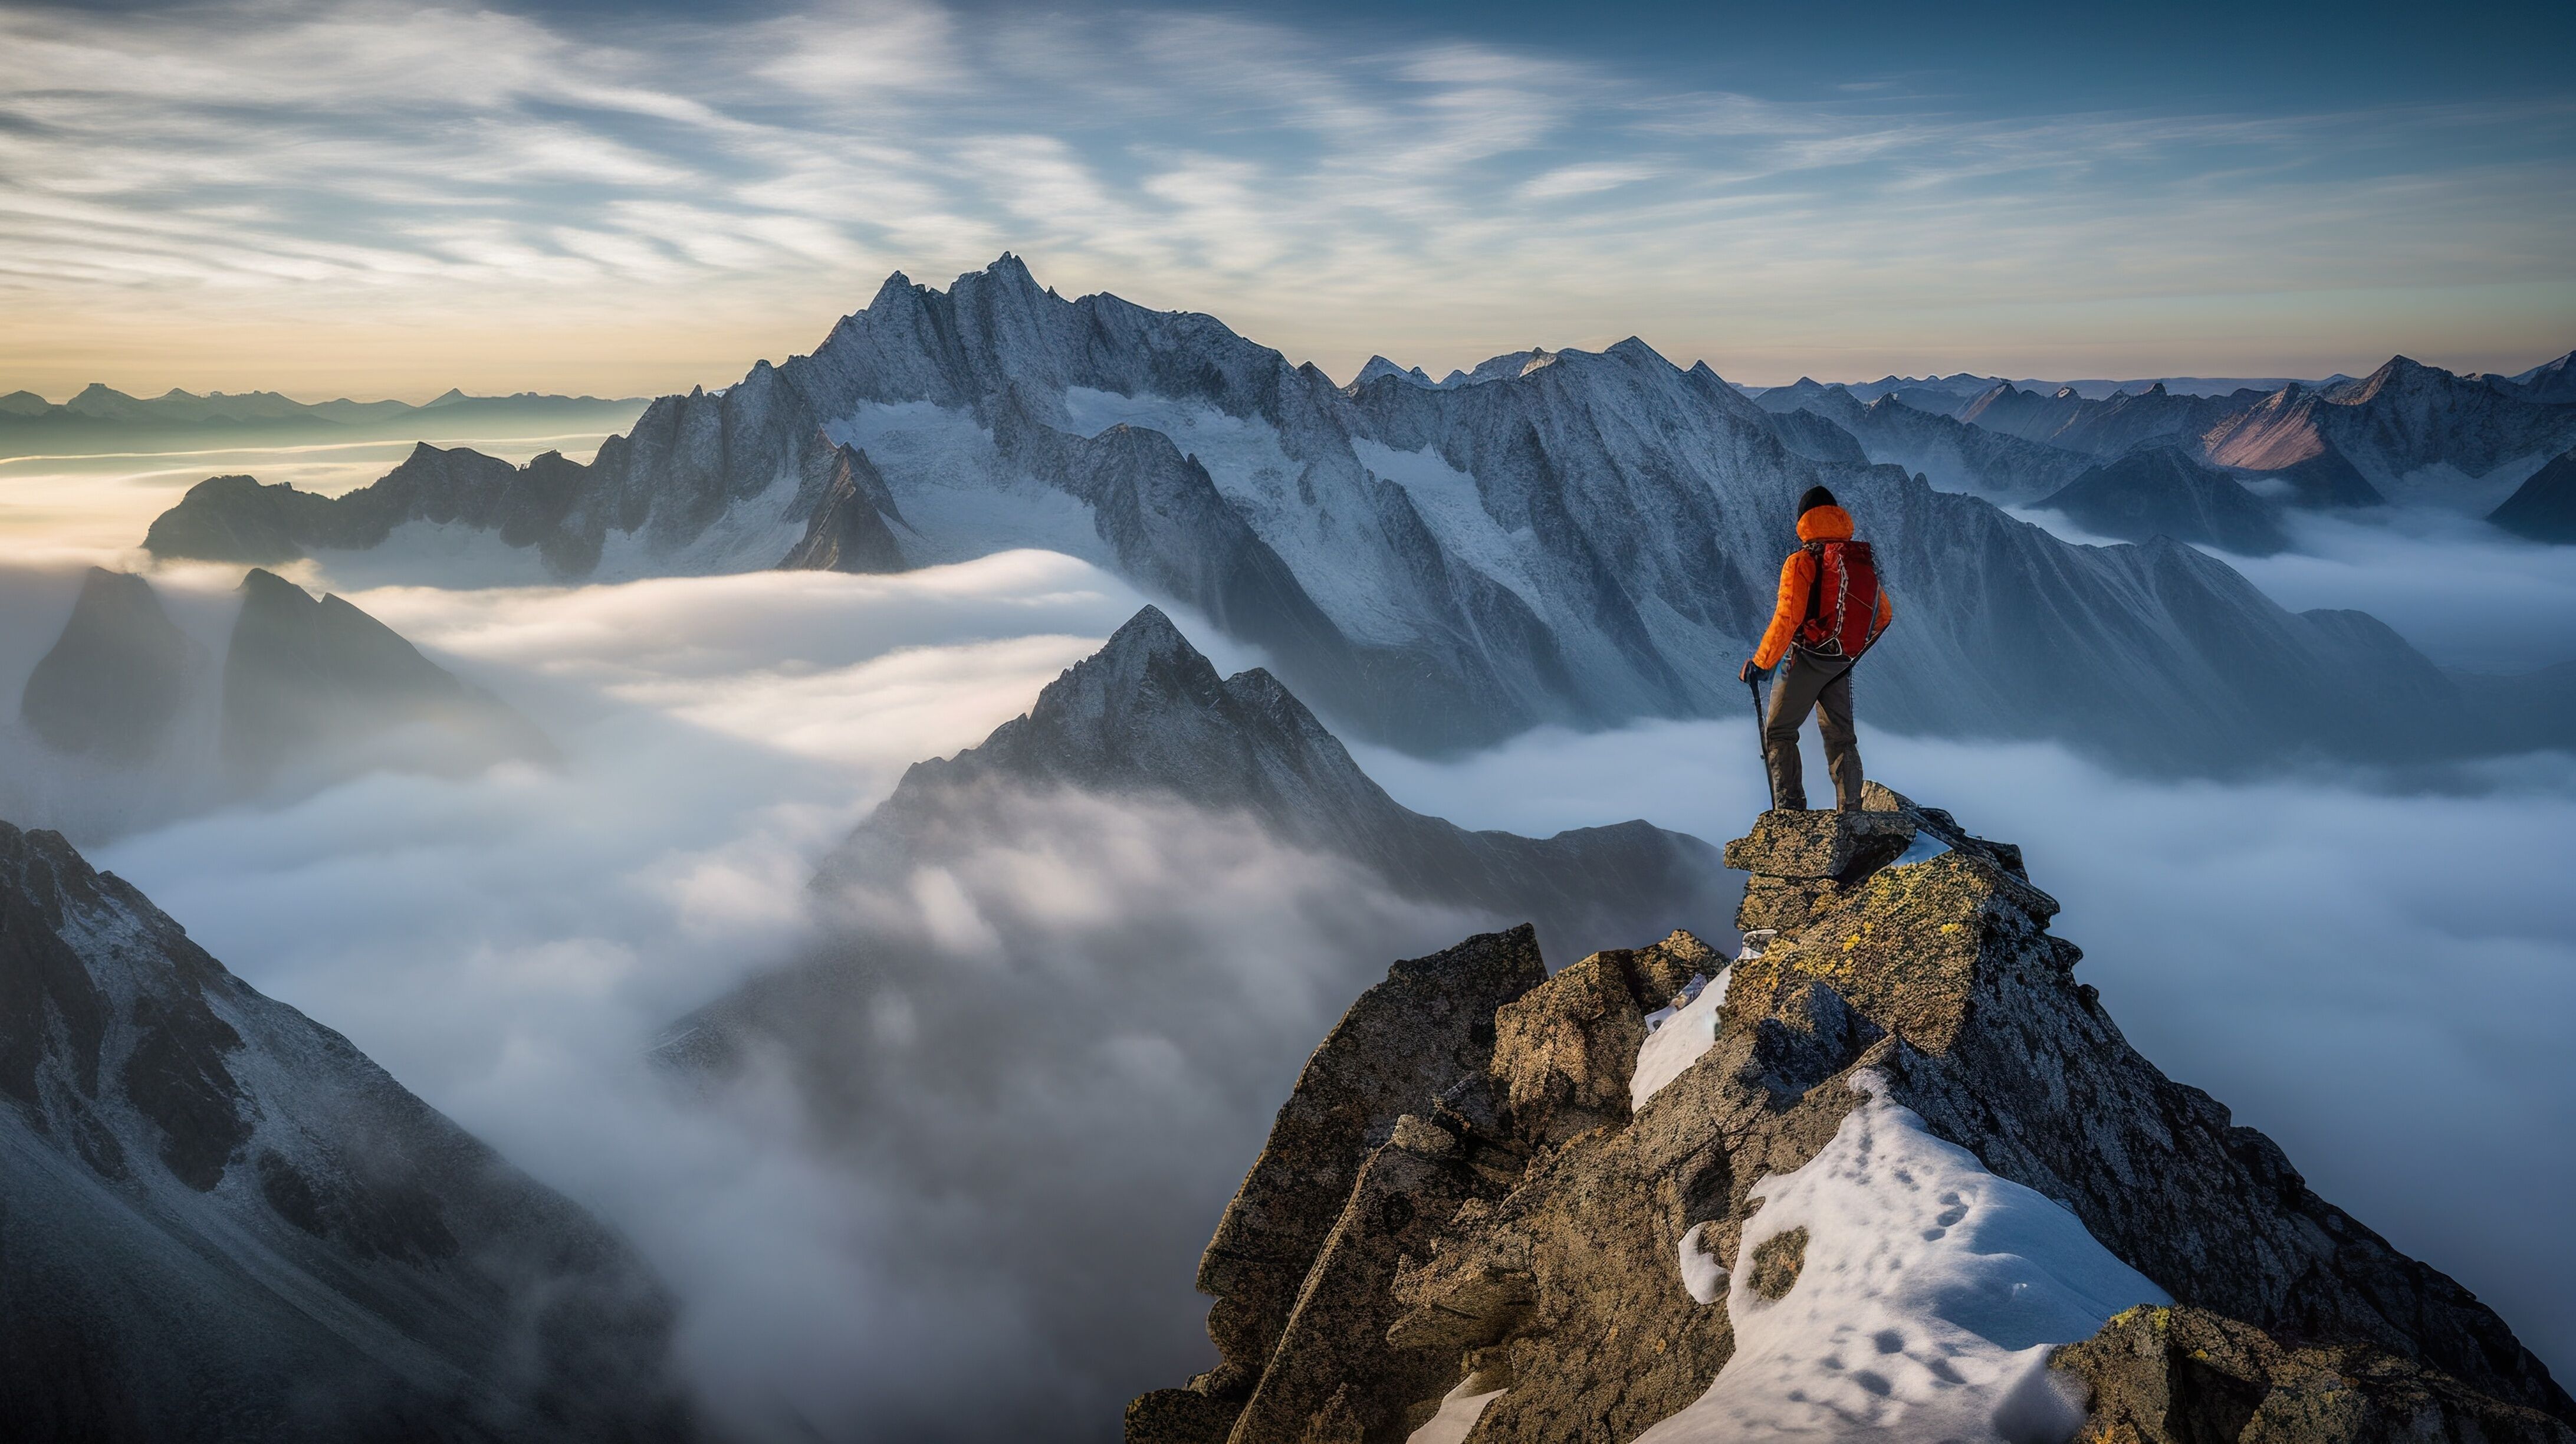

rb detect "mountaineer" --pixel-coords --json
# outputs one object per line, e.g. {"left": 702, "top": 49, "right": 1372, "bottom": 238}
{"left": 1738, "top": 484, "right": 1895, "bottom": 810}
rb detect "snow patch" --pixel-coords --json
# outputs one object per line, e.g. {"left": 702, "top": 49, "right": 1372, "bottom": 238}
{"left": 1059, "top": 389, "right": 1408, "bottom": 644}
{"left": 1350, "top": 439, "right": 1546, "bottom": 611}
{"left": 1637, "top": 1071, "right": 2168, "bottom": 1444}
{"left": 1677, "top": 1221, "right": 1729, "bottom": 1305}
{"left": 829, "top": 402, "right": 1109, "bottom": 569}
{"left": 1632, "top": 966, "right": 1730, "bottom": 1110}
{"left": 1405, "top": 1380, "right": 1505, "bottom": 1444}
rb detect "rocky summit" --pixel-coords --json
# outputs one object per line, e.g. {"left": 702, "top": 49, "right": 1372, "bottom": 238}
{"left": 1129, "top": 789, "right": 2574, "bottom": 1444}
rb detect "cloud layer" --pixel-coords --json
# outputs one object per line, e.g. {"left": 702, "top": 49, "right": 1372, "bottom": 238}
{"left": 4, "top": 0, "right": 2571, "bottom": 396}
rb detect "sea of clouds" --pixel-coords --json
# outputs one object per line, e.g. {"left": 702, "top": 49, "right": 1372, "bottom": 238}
{"left": 0, "top": 461, "right": 2568, "bottom": 1437}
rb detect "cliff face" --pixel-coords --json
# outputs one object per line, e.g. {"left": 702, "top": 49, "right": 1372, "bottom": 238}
{"left": 1132, "top": 790, "right": 2573, "bottom": 1444}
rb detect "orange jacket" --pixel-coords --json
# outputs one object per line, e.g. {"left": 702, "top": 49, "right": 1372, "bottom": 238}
{"left": 1753, "top": 505, "right": 1897, "bottom": 669}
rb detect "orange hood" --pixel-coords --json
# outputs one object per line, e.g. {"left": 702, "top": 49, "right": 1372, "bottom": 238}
{"left": 1796, "top": 504, "right": 1855, "bottom": 542}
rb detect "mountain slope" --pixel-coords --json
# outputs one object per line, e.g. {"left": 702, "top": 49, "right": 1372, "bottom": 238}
{"left": 1129, "top": 792, "right": 2574, "bottom": 1444}
{"left": 816, "top": 606, "right": 1729, "bottom": 960}
{"left": 0, "top": 821, "right": 691, "bottom": 1443}
{"left": 138, "top": 257, "right": 2570, "bottom": 772}
{"left": 2489, "top": 447, "right": 2576, "bottom": 542}
{"left": 2040, "top": 445, "right": 2291, "bottom": 554}
{"left": 221, "top": 567, "right": 552, "bottom": 789}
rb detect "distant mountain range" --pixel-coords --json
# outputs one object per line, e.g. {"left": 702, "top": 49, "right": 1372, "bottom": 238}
{"left": 133, "top": 257, "right": 2575, "bottom": 774}
{"left": 0, "top": 821, "right": 689, "bottom": 1442}
{"left": 1754, "top": 355, "right": 2576, "bottom": 516}
{"left": 0, "top": 385, "right": 645, "bottom": 454}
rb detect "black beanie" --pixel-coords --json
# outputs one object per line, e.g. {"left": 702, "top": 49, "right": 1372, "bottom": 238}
{"left": 1797, "top": 485, "right": 1838, "bottom": 517}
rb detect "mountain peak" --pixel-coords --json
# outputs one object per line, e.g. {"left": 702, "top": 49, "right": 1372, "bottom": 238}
{"left": 1353, "top": 356, "right": 1435, "bottom": 388}
{"left": 1096, "top": 604, "right": 1192, "bottom": 664}
{"left": 974, "top": 251, "right": 1045, "bottom": 297}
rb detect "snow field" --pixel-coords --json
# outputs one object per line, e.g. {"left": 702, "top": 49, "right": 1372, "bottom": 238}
{"left": 1637, "top": 1071, "right": 2168, "bottom": 1444}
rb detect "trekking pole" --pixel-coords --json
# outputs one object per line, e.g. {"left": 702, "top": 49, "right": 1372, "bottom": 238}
{"left": 1747, "top": 675, "right": 1777, "bottom": 811}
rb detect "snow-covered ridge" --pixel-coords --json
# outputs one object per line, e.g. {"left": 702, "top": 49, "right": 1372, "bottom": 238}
{"left": 138, "top": 255, "right": 2574, "bottom": 770}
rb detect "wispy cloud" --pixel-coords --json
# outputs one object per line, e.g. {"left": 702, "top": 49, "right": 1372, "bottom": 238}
{"left": 1, "top": 0, "right": 2570, "bottom": 395}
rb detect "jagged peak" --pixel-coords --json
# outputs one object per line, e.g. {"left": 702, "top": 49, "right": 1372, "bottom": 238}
{"left": 1353, "top": 355, "right": 1434, "bottom": 389}
{"left": 870, "top": 269, "right": 916, "bottom": 305}
{"left": 237, "top": 565, "right": 306, "bottom": 598}
{"left": 1091, "top": 604, "right": 1195, "bottom": 667}
{"left": 965, "top": 251, "right": 1047, "bottom": 300}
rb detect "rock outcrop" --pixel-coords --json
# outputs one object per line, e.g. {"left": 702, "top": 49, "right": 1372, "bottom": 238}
{"left": 777, "top": 442, "right": 909, "bottom": 572}
{"left": 1132, "top": 789, "right": 2572, "bottom": 1443}
{"left": 0, "top": 821, "right": 692, "bottom": 1442}
{"left": 2059, "top": 1305, "right": 2574, "bottom": 1444}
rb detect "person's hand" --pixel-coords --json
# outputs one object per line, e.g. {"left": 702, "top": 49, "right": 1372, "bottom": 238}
{"left": 1739, "top": 659, "right": 1772, "bottom": 684}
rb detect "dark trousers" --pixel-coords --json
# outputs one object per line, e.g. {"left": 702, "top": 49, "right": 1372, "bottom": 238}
{"left": 1763, "top": 649, "right": 1862, "bottom": 811}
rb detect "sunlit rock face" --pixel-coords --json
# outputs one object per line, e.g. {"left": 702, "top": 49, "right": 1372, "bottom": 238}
{"left": 136, "top": 257, "right": 2571, "bottom": 769}
{"left": 0, "top": 822, "right": 693, "bottom": 1444}
{"left": 1129, "top": 787, "right": 2575, "bottom": 1444}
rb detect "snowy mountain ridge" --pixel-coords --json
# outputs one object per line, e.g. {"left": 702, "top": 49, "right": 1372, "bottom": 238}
{"left": 140, "top": 255, "right": 2571, "bottom": 770}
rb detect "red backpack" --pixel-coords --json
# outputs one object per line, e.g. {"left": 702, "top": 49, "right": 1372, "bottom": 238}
{"left": 1796, "top": 539, "right": 1885, "bottom": 659}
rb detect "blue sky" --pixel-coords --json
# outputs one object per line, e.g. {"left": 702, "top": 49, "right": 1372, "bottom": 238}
{"left": 1, "top": 0, "right": 2570, "bottom": 397}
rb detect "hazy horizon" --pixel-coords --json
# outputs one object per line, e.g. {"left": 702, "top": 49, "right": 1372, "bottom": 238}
{"left": 5, "top": 0, "right": 2572, "bottom": 400}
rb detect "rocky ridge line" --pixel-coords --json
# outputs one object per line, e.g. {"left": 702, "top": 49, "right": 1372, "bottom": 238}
{"left": 1129, "top": 788, "right": 2572, "bottom": 1443}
